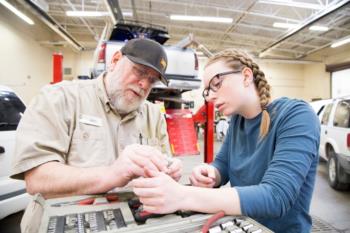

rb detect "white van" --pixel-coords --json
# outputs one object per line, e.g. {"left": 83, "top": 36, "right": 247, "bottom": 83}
{"left": 309, "top": 99, "right": 333, "bottom": 121}
{"left": 0, "top": 86, "right": 30, "bottom": 219}
{"left": 318, "top": 96, "right": 350, "bottom": 190}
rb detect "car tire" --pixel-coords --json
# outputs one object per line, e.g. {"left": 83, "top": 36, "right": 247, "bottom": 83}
{"left": 327, "top": 150, "right": 350, "bottom": 190}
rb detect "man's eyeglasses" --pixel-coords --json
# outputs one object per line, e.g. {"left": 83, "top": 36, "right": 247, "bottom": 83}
{"left": 132, "top": 64, "right": 159, "bottom": 86}
{"left": 202, "top": 70, "right": 241, "bottom": 100}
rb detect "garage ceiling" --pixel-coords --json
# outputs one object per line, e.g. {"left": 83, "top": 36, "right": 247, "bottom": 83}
{"left": 14, "top": 0, "right": 350, "bottom": 59}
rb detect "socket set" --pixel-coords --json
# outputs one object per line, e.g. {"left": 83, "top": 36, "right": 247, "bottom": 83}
{"left": 38, "top": 192, "right": 274, "bottom": 233}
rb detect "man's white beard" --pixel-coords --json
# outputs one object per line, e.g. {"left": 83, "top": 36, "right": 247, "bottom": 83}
{"left": 111, "top": 92, "right": 142, "bottom": 114}
{"left": 109, "top": 86, "right": 146, "bottom": 114}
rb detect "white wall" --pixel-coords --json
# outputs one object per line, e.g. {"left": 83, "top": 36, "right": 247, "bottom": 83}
{"left": 259, "top": 62, "right": 305, "bottom": 100}
{"left": 303, "top": 63, "right": 330, "bottom": 101}
{"left": 0, "top": 10, "right": 53, "bottom": 104}
{"left": 0, "top": 5, "right": 96, "bottom": 104}
{"left": 304, "top": 43, "right": 350, "bottom": 101}
{"left": 60, "top": 48, "right": 94, "bottom": 80}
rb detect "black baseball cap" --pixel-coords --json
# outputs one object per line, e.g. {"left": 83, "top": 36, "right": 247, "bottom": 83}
{"left": 121, "top": 38, "right": 168, "bottom": 86}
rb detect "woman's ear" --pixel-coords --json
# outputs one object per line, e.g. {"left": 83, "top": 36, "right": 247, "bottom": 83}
{"left": 242, "top": 67, "right": 254, "bottom": 87}
{"left": 109, "top": 51, "right": 123, "bottom": 72}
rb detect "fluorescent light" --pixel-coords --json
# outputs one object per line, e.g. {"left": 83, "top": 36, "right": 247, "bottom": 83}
{"left": 259, "top": 0, "right": 324, "bottom": 10}
{"left": 66, "top": 11, "right": 108, "bottom": 17}
{"left": 66, "top": 11, "right": 132, "bottom": 17}
{"left": 0, "top": 0, "right": 34, "bottom": 25}
{"left": 122, "top": 11, "right": 133, "bottom": 17}
{"left": 170, "top": 15, "right": 232, "bottom": 24}
{"left": 331, "top": 36, "right": 350, "bottom": 48}
{"left": 309, "top": 25, "right": 329, "bottom": 31}
{"left": 273, "top": 22, "right": 299, "bottom": 29}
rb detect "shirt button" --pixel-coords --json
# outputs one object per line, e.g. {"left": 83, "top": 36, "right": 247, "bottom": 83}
{"left": 82, "top": 132, "right": 89, "bottom": 140}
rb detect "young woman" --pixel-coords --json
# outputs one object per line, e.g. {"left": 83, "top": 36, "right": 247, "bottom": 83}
{"left": 131, "top": 49, "right": 320, "bottom": 233}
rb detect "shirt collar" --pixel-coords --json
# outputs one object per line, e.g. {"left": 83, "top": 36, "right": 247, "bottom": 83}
{"left": 96, "top": 72, "right": 112, "bottom": 113}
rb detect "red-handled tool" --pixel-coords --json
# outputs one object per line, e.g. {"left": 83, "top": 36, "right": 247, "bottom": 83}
{"left": 51, "top": 193, "right": 119, "bottom": 207}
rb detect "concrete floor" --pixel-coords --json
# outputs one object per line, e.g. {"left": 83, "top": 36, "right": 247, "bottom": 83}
{"left": 310, "top": 160, "right": 350, "bottom": 232}
{"left": 1, "top": 139, "right": 349, "bottom": 233}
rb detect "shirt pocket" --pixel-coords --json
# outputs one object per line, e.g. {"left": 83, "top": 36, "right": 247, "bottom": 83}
{"left": 119, "top": 134, "right": 161, "bottom": 152}
{"left": 118, "top": 133, "right": 140, "bottom": 151}
{"left": 142, "top": 136, "right": 162, "bottom": 152}
{"left": 68, "top": 123, "right": 106, "bottom": 166}
{"left": 144, "top": 137, "right": 160, "bottom": 148}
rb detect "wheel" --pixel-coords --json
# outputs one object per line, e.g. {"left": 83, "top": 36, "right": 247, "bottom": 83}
{"left": 327, "top": 149, "right": 350, "bottom": 190}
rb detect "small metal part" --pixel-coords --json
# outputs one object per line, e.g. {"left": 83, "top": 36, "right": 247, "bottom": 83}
{"left": 208, "top": 225, "right": 222, "bottom": 233}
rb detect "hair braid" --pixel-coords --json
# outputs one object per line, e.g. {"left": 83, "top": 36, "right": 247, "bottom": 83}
{"left": 206, "top": 49, "right": 271, "bottom": 138}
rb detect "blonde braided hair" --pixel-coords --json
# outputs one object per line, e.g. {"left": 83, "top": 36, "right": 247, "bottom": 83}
{"left": 206, "top": 49, "right": 271, "bottom": 138}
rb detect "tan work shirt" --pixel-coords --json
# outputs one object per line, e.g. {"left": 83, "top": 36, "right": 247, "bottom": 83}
{"left": 12, "top": 74, "right": 170, "bottom": 180}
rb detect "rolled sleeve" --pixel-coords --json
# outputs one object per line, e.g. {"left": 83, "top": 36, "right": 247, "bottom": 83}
{"left": 11, "top": 85, "right": 73, "bottom": 180}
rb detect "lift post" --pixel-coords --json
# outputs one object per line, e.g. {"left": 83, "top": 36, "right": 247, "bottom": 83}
{"left": 193, "top": 101, "right": 215, "bottom": 163}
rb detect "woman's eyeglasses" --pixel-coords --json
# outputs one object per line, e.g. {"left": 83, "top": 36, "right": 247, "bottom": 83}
{"left": 202, "top": 70, "right": 241, "bottom": 100}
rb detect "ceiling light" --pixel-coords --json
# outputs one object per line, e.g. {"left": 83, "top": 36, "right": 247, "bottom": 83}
{"left": 273, "top": 22, "right": 299, "bottom": 29}
{"left": 170, "top": 15, "right": 232, "bottom": 24}
{"left": 331, "top": 36, "right": 350, "bottom": 48}
{"left": 66, "top": 11, "right": 132, "bottom": 17}
{"left": 122, "top": 12, "right": 133, "bottom": 17}
{"left": 66, "top": 11, "right": 108, "bottom": 17}
{"left": 309, "top": 25, "right": 329, "bottom": 31}
{"left": 0, "top": 0, "right": 34, "bottom": 25}
{"left": 259, "top": 0, "right": 324, "bottom": 10}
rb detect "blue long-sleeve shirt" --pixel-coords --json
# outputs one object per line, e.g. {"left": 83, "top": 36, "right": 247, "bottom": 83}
{"left": 212, "top": 97, "right": 320, "bottom": 233}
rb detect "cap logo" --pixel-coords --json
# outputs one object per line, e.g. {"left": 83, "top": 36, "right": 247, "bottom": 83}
{"left": 160, "top": 58, "right": 167, "bottom": 70}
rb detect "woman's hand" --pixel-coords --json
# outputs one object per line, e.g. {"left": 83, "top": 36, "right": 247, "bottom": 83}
{"left": 130, "top": 169, "right": 186, "bottom": 214}
{"left": 189, "top": 163, "right": 218, "bottom": 188}
{"left": 166, "top": 158, "right": 183, "bottom": 181}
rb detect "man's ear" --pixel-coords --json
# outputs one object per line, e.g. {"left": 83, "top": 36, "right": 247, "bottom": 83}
{"left": 109, "top": 51, "right": 123, "bottom": 71}
{"left": 242, "top": 67, "right": 254, "bottom": 87}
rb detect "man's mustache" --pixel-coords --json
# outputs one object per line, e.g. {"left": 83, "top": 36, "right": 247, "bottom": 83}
{"left": 128, "top": 85, "right": 145, "bottom": 98}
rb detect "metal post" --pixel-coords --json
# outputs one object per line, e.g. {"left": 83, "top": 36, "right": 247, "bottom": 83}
{"left": 204, "top": 102, "right": 214, "bottom": 163}
{"left": 52, "top": 53, "right": 63, "bottom": 84}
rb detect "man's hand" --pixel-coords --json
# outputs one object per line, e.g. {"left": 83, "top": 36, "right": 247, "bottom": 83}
{"left": 189, "top": 163, "right": 218, "bottom": 188}
{"left": 111, "top": 144, "right": 169, "bottom": 186}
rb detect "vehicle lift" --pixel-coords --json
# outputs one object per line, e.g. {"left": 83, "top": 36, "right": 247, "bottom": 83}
{"left": 193, "top": 102, "right": 215, "bottom": 163}
{"left": 169, "top": 33, "right": 215, "bottom": 163}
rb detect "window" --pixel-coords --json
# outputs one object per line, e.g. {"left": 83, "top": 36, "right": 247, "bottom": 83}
{"left": 333, "top": 100, "right": 350, "bottom": 128}
{"left": 331, "top": 68, "right": 350, "bottom": 98}
{"left": 0, "top": 91, "right": 25, "bottom": 131}
{"left": 321, "top": 103, "right": 333, "bottom": 125}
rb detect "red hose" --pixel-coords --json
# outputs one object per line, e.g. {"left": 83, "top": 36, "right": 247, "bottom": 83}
{"left": 201, "top": 211, "right": 225, "bottom": 233}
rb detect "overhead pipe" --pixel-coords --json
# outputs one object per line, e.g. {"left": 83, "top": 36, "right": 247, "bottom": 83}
{"left": 131, "top": 0, "right": 139, "bottom": 22}
{"left": 65, "top": 0, "right": 98, "bottom": 40}
{"left": 103, "top": 0, "right": 124, "bottom": 25}
{"left": 172, "top": 33, "right": 213, "bottom": 57}
{"left": 22, "top": 0, "right": 84, "bottom": 51}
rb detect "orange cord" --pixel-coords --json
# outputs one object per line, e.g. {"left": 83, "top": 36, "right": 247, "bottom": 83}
{"left": 201, "top": 211, "right": 225, "bottom": 233}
